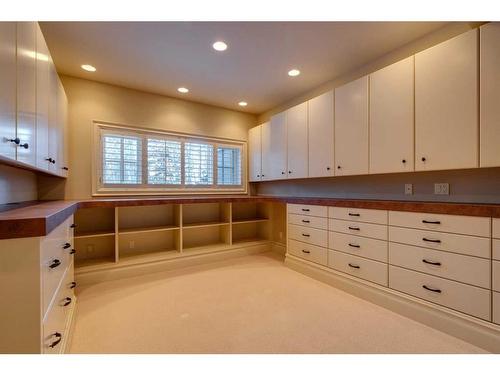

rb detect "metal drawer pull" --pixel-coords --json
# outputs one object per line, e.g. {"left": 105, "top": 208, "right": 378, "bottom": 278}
{"left": 348, "top": 263, "right": 360, "bottom": 269}
{"left": 302, "top": 250, "right": 310, "bottom": 254}
{"left": 422, "top": 238, "right": 441, "bottom": 243}
{"left": 69, "top": 282, "right": 77, "bottom": 289}
{"left": 70, "top": 223, "right": 77, "bottom": 228}
{"left": 301, "top": 208, "right": 310, "bottom": 212}
{"left": 422, "top": 220, "right": 441, "bottom": 224}
{"left": 301, "top": 220, "right": 310, "bottom": 223}
{"left": 301, "top": 233, "right": 310, "bottom": 237}
{"left": 348, "top": 226, "right": 360, "bottom": 231}
{"left": 69, "top": 249, "right": 76, "bottom": 254}
{"left": 62, "top": 297, "right": 72, "bottom": 307}
{"left": 422, "top": 259, "right": 441, "bottom": 266}
{"left": 49, "top": 259, "right": 61, "bottom": 269}
{"left": 348, "top": 243, "right": 360, "bottom": 248}
{"left": 48, "top": 332, "right": 62, "bottom": 348}
{"left": 348, "top": 213, "right": 360, "bottom": 217}
{"left": 63, "top": 243, "right": 71, "bottom": 249}
{"left": 422, "top": 285, "right": 441, "bottom": 293}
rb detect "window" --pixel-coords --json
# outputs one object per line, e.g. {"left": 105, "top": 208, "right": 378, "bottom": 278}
{"left": 95, "top": 123, "right": 246, "bottom": 195}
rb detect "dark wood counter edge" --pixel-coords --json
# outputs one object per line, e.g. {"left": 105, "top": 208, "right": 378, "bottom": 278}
{"left": 2, "top": 196, "right": 500, "bottom": 240}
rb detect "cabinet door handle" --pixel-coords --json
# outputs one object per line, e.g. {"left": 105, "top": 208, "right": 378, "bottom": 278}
{"left": 348, "top": 226, "right": 360, "bottom": 231}
{"left": 63, "top": 243, "right": 71, "bottom": 249}
{"left": 422, "top": 237, "right": 441, "bottom": 243}
{"left": 49, "top": 259, "right": 61, "bottom": 269}
{"left": 62, "top": 167, "right": 69, "bottom": 171}
{"left": 422, "top": 259, "right": 441, "bottom": 266}
{"left": 348, "top": 243, "right": 360, "bottom": 248}
{"left": 301, "top": 219, "right": 310, "bottom": 223}
{"left": 281, "top": 171, "right": 285, "bottom": 175}
{"left": 19, "top": 143, "right": 29, "bottom": 149}
{"left": 348, "top": 213, "right": 360, "bottom": 217}
{"left": 69, "top": 249, "right": 76, "bottom": 254}
{"left": 301, "top": 233, "right": 310, "bottom": 237}
{"left": 70, "top": 223, "right": 77, "bottom": 228}
{"left": 326, "top": 167, "right": 330, "bottom": 171}
{"left": 348, "top": 263, "right": 360, "bottom": 269}
{"left": 62, "top": 297, "right": 72, "bottom": 307}
{"left": 288, "top": 171, "right": 292, "bottom": 174}
{"left": 421, "top": 157, "right": 426, "bottom": 162}
{"left": 48, "top": 332, "right": 62, "bottom": 348}
{"left": 301, "top": 208, "right": 310, "bottom": 212}
{"left": 301, "top": 249, "right": 310, "bottom": 254}
{"left": 422, "top": 220, "right": 441, "bottom": 224}
{"left": 69, "top": 281, "right": 77, "bottom": 289}
{"left": 8, "top": 137, "right": 20, "bottom": 145}
{"left": 422, "top": 285, "right": 441, "bottom": 293}
{"left": 45, "top": 157, "right": 53, "bottom": 163}
{"left": 402, "top": 159, "right": 406, "bottom": 163}
{"left": 257, "top": 174, "right": 260, "bottom": 177}
{"left": 337, "top": 165, "right": 341, "bottom": 169}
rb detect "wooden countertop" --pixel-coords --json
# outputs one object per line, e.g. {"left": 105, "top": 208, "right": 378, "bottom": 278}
{"left": 1, "top": 195, "right": 500, "bottom": 239}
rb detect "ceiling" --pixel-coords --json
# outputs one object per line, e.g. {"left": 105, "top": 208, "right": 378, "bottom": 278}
{"left": 40, "top": 22, "right": 448, "bottom": 114}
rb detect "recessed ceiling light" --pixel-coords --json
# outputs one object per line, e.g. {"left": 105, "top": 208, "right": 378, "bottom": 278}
{"left": 212, "top": 41, "right": 228, "bottom": 51}
{"left": 288, "top": 69, "right": 301, "bottom": 77}
{"left": 238, "top": 101, "right": 248, "bottom": 107}
{"left": 81, "top": 64, "right": 96, "bottom": 72}
{"left": 177, "top": 87, "right": 189, "bottom": 94}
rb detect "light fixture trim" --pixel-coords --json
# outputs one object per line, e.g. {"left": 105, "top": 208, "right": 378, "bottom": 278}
{"left": 212, "top": 41, "right": 228, "bottom": 51}
{"left": 177, "top": 87, "right": 189, "bottom": 93}
{"left": 81, "top": 64, "right": 96, "bottom": 72}
{"left": 238, "top": 101, "right": 248, "bottom": 107}
{"left": 288, "top": 69, "right": 301, "bottom": 77}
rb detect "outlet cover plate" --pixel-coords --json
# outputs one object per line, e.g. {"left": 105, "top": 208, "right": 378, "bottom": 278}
{"left": 434, "top": 183, "right": 450, "bottom": 195}
{"left": 405, "top": 184, "right": 413, "bottom": 195}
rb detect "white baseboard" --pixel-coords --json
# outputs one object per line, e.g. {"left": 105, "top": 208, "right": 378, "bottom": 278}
{"left": 271, "top": 241, "right": 286, "bottom": 255}
{"left": 285, "top": 255, "right": 500, "bottom": 353}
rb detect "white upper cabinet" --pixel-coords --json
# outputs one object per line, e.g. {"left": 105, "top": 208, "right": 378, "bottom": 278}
{"left": 262, "top": 112, "right": 287, "bottom": 181}
{"left": 0, "top": 22, "right": 17, "bottom": 161}
{"left": 415, "top": 29, "right": 478, "bottom": 171}
{"left": 35, "top": 24, "right": 50, "bottom": 171}
{"left": 308, "top": 91, "right": 334, "bottom": 178}
{"left": 248, "top": 124, "right": 262, "bottom": 182}
{"left": 334, "top": 76, "right": 369, "bottom": 176}
{"left": 286, "top": 102, "right": 308, "bottom": 179}
{"left": 58, "top": 79, "right": 69, "bottom": 176}
{"left": 480, "top": 22, "right": 500, "bottom": 168}
{"left": 48, "top": 60, "right": 59, "bottom": 173}
{"left": 370, "top": 56, "right": 414, "bottom": 174}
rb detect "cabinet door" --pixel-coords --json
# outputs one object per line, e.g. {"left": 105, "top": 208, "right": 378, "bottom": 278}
{"left": 480, "top": 23, "right": 500, "bottom": 167}
{"left": 308, "top": 91, "right": 334, "bottom": 177}
{"left": 370, "top": 56, "right": 414, "bottom": 174}
{"left": 16, "top": 22, "right": 37, "bottom": 166}
{"left": 261, "top": 113, "right": 287, "bottom": 180}
{"left": 48, "top": 59, "right": 59, "bottom": 174}
{"left": 334, "top": 76, "right": 369, "bottom": 176}
{"left": 415, "top": 29, "right": 478, "bottom": 171}
{"left": 248, "top": 124, "right": 262, "bottom": 182}
{"left": 0, "top": 22, "right": 17, "bottom": 161}
{"left": 57, "top": 79, "right": 69, "bottom": 177}
{"left": 286, "top": 102, "right": 308, "bottom": 179}
{"left": 35, "top": 24, "right": 50, "bottom": 171}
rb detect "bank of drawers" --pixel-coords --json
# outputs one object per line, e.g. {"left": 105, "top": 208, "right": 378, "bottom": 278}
{"left": 494, "top": 219, "right": 500, "bottom": 324}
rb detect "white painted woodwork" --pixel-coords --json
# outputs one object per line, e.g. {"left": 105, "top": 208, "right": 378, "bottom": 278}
{"left": 308, "top": 91, "right": 334, "bottom": 177}
{"left": 329, "top": 231, "right": 388, "bottom": 262}
{"left": 494, "top": 292, "right": 500, "bottom": 324}
{"left": 389, "top": 265, "right": 491, "bottom": 320}
{"left": 328, "top": 207, "right": 388, "bottom": 225}
{"left": 286, "top": 102, "right": 308, "bottom": 179}
{"left": 329, "top": 250, "right": 388, "bottom": 286}
{"left": 370, "top": 56, "right": 414, "bottom": 174}
{"left": 288, "top": 239, "right": 328, "bottom": 265}
{"left": 494, "top": 240, "right": 500, "bottom": 261}
{"left": 415, "top": 29, "right": 478, "bottom": 171}
{"left": 0, "top": 22, "right": 17, "bottom": 161}
{"left": 35, "top": 23, "right": 50, "bottom": 171}
{"left": 248, "top": 124, "right": 262, "bottom": 181}
{"left": 287, "top": 204, "right": 328, "bottom": 217}
{"left": 493, "top": 260, "right": 500, "bottom": 292}
{"left": 494, "top": 218, "right": 500, "bottom": 239}
{"left": 48, "top": 61, "right": 59, "bottom": 173}
{"left": 329, "top": 219, "right": 387, "bottom": 240}
{"left": 388, "top": 211, "right": 491, "bottom": 237}
{"left": 389, "top": 242, "right": 490, "bottom": 289}
{"left": 288, "top": 224, "right": 328, "bottom": 248}
{"left": 288, "top": 213, "right": 328, "bottom": 230}
{"left": 57, "top": 79, "right": 69, "bottom": 176}
{"left": 334, "top": 76, "right": 369, "bottom": 176}
{"left": 17, "top": 22, "right": 38, "bottom": 167}
{"left": 261, "top": 113, "right": 287, "bottom": 180}
{"left": 480, "top": 23, "right": 500, "bottom": 167}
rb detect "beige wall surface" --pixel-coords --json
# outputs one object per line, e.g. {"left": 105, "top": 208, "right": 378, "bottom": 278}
{"left": 0, "top": 165, "right": 37, "bottom": 204}
{"left": 41, "top": 76, "right": 257, "bottom": 200}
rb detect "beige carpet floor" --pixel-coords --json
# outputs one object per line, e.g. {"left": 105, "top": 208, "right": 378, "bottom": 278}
{"left": 69, "top": 252, "right": 486, "bottom": 353}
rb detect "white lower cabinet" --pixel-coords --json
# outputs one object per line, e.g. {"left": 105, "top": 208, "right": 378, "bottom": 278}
{"left": 288, "top": 239, "right": 327, "bottom": 266}
{"left": 494, "top": 292, "right": 500, "bottom": 325}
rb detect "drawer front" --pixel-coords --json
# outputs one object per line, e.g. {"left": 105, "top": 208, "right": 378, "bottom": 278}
{"left": 328, "top": 231, "right": 388, "bottom": 262}
{"left": 389, "top": 226, "right": 490, "bottom": 259}
{"left": 329, "top": 207, "right": 387, "bottom": 224}
{"left": 329, "top": 219, "right": 387, "bottom": 240}
{"left": 288, "top": 204, "right": 327, "bottom": 217}
{"left": 288, "top": 239, "right": 328, "bottom": 265}
{"left": 389, "top": 211, "right": 491, "bottom": 237}
{"left": 493, "top": 261, "right": 500, "bottom": 292}
{"left": 493, "top": 218, "right": 500, "bottom": 239}
{"left": 389, "top": 266, "right": 491, "bottom": 320}
{"left": 328, "top": 250, "right": 388, "bottom": 286}
{"left": 389, "top": 242, "right": 490, "bottom": 289}
{"left": 494, "top": 239, "right": 500, "bottom": 261}
{"left": 494, "top": 292, "right": 500, "bottom": 325}
{"left": 288, "top": 224, "right": 328, "bottom": 247}
{"left": 288, "top": 214, "right": 328, "bottom": 230}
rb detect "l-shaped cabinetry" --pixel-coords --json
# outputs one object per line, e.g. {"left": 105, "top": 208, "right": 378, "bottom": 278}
{"left": 249, "top": 23, "right": 500, "bottom": 181}
{"left": 0, "top": 22, "right": 68, "bottom": 177}
{"left": 286, "top": 203, "right": 500, "bottom": 327}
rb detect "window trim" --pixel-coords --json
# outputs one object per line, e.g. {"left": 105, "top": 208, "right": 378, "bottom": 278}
{"left": 92, "top": 121, "right": 248, "bottom": 196}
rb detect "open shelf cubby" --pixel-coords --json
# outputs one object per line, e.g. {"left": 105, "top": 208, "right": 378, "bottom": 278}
{"left": 74, "top": 234, "right": 116, "bottom": 267}
{"left": 182, "top": 224, "right": 231, "bottom": 252}
{"left": 182, "top": 203, "right": 231, "bottom": 228}
{"left": 118, "top": 228, "right": 180, "bottom": 260}
{"left": 231, "top": 221, "right": 270, "bottom": 244}
{"left": 74, "top": 207, "right": 115, "bottom": 238}
{"left": 118, "top": 204, "right": 180, "bottom": 233}
{"left": 231, "top": 202, "right": 270, "bottom": 224}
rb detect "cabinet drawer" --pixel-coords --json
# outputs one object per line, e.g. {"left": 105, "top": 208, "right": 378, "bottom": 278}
{"left": 288, "top": 204, "right": 327, "bottom": 217}
{"left": 288, "top": 239, "right": 328, "bottom": 266}
{"left": 493, "top": 261, "right": 500, "bottom": 292}
{"left": 494, "top": 292, "right": 500, "bottom": 325}
{"left": 329, "top": 219, "right": 387, "bottom": 240}
{"left": 288, "top": 224, "right": 328, "bottom": 247}
{"left": 329, "top": 207, "right": 387, "bottom": 224}
{"left": 389, "top": 242, "right": 490, "bottom": 289}
{"left": 328, "top": 250, "right": 388, "bottom": 286}
{"left": 389, "top": 211, "right": 491, "bottom": 237}
{"left": 389, "top": 226, "right": 490, "bottom": 259}
{"left": 328, "top": 231, "right": 387, "bottom": 262}
{"left": 493, "top": 219, "right": 500, "bottom": 239}
{"left": 288, "top": 214, "right": 328, "bottom": 230}
{"left": 494, "top": 239, "right": 500, "bottom": 261}
{"left": 389, "top": 266, "right": 491, "bottom": 320}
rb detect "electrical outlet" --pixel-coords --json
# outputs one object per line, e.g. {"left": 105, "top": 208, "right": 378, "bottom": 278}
{"left": 129, "top": 241, "right": 135, "bottom": 249}
{"left": 404, "top": 184, "right": 413, "bottom": 195}
{"left": 434, "top": 183, "right": 450, "bottom": 195}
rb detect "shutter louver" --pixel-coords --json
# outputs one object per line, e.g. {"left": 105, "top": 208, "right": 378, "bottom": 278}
{"left": 147, "top": 138, "right": 182, "bottom": 184}
{"left": 184, "top": 142, "right": 214, "bottom": 185}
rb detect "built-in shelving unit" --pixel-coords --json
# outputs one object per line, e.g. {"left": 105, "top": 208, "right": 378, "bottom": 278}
{"left": 73, "top": 201, "right": 275, "bottom": 273}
